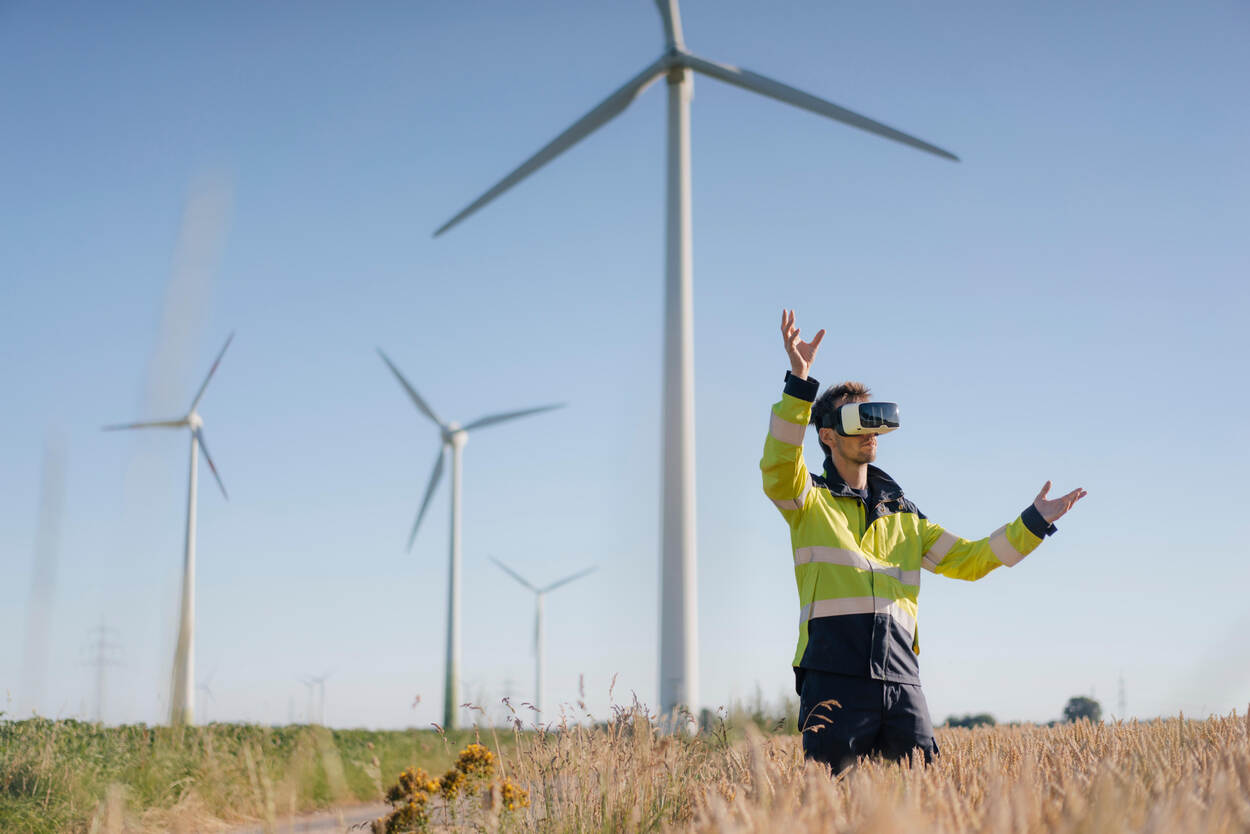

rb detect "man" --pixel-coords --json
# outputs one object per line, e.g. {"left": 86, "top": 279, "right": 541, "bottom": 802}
{"left": 761, "top": 309, "right": 1086, "bottom": 771}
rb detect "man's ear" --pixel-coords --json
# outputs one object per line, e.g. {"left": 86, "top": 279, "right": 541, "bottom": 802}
{"left": 817, "top": 427, "right": 839, "bottom": 448}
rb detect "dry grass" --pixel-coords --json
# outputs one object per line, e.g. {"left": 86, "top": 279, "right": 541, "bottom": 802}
{"left": 7, "top": 706, "right": 1250, "bottom": 832}
{"left": 396, "top": 705, "right": 1250, "bottom": 834}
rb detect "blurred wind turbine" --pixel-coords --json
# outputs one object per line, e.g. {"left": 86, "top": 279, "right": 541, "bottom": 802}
{"left": 434, "top": 0, "right": 959, "bottom": 720}
{"left": 491, "top": 558, "right": 596, "bottom": 721}
{"left": 104, "top": 334, "right": 234, "bottom": 726}
{"left": 19, "top": 434, "right": 65, "bottom": 718}
{"left": 378, "top": 349, "right": 563, "bottom": 730}
{"left": 307, "top": 670, "right": 332, "bottom": 726}
{"left": 300, "top": 678, "right": 317, "bottom": 724}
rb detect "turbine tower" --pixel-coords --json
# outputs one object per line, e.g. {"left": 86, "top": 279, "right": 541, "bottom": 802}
{"left": 378, "top": 350, "right": 563, "bottom": 730}
{"left": 490, "top": 557, "right": 596, "bottom": 721}
{"left": 104, "top": 333, "right": 234, "bottom": 726}
{"left": 433, "top": 1, "right": 959, "bottom": 720}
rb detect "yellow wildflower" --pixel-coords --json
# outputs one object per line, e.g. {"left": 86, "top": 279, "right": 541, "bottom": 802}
{"left": 499, "top": 779, "right": 530, "bottom": 812}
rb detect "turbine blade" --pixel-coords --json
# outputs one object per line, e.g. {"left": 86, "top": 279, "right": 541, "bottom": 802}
{"left": 541, "top": 566, "right": 597, "bottom": 594}
{"left": 654, "top": 0, "right": 685, "bottom": 49}
{"left": 462, "top": 403, "right": 564, "bottom": 433}
{"left": 408, "top": 448, "right": 446, "bottom": 551}
{"left": 189, "top": 332, "right": 236, "bottom": 412}
{"left": 681, "top": 53, "right": 959, "bottom": 162}
{"left": 434, "top": 57, "right": 668, "bottom": 237}
{"left": 102, "top": 419, "right": 186, "bottom": 431}
{"left": 378, "top": 350, "right": 446, "bottom": 428}
{"left": 194, "top": 429, "right": 229, "bottom": 500}
{"left": 490, "top": 556, "right": 538, "bottom": 593}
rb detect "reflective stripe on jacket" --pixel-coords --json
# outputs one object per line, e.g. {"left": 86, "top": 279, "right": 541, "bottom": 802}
{"left": 761, "top": 372, "right": 1055, "bottom": 684}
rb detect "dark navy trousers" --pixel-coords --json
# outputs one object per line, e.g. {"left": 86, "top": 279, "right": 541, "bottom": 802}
{"left": 796, "top": 668, "right": 939, "bottom": 772}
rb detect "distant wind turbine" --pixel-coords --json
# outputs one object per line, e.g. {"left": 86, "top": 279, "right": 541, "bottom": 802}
{"left": 378, "top": 350, "right": 563, "bottom": 730}
{"left": 304, "top": 670, "right": 332, "bottom": 725}
{"left": 300, "top": 678, "right": 317, "bottom": 724}
{"left": 434, "top": 0, "right": 959, "bottom": 720}
{"left": 104, "top": 333, "right": 234, "bottom": 726}
{"left": 491, "top": 558, "right": 596, "bottom": 721}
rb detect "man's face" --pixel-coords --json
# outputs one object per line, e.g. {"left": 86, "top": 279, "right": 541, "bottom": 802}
{"left": 823, "top": 396, "right": 878, "bottom": 465}
{"left": 834, "top": 428, "right": 878, "bottom": 465}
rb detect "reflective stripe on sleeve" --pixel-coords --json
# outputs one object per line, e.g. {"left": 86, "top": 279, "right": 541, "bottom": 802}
{"left": 794, "top": 546, "right": 919, "bottom": 586}
{"left": 800, "top": 596, "right": 916, "bottom": 639}
{"left": 768, "top": 411, "right": 806, "bottom": 446}
{"left": 988, "top": 524, "right": 1026, "bottom": 566}
{"left": 922, "top": 530, "right": 959, "bottom": 572}
{"left": 770, "top": 478, "right": 811, "bottom": 511}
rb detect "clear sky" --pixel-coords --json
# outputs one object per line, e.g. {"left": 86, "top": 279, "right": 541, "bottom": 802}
{"left": 2, "top": 0, "right": 1247, "bottom": 730}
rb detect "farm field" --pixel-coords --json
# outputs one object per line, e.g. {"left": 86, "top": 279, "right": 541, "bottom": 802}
{"left": 3, "top": 706, "right": 1249, "bottom": 833}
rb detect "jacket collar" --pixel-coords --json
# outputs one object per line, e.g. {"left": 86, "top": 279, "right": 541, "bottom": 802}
{"left": 821, "top": 458, "right": 904, "bottom": 502}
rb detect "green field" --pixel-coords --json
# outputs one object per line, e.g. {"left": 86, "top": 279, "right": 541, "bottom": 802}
{"left": 0, "top": 716, "right": 511, "bottom": 833}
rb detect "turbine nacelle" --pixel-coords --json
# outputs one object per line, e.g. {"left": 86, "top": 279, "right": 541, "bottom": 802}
{"left": 443, "top": 423, "right": 468, "bottom": 447}
{"left": 187, "top": 412, "right": 203, "bottom": 431}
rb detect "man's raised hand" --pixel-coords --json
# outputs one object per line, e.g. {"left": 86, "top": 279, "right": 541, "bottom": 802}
{"left": 781, "top": 309, "right": 825, "bottom": 380}
{"left": 1033, "top": 481, "right": 1088, "bottom": 524}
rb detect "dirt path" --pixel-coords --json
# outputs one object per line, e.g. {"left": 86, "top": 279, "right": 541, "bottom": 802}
{"left": 226, "top": 802, "right": 390, "bottom": 833}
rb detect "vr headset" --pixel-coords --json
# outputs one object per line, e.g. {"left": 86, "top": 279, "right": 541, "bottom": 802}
{"left": 821, "top": 402, "right": 900, "bottom": 436}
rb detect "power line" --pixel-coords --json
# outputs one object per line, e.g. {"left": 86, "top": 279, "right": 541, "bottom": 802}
{"left": 82, "top": 618, "right": 122, "bottom": 724}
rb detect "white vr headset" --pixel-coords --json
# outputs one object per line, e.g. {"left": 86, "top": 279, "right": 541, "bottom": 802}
{"left": 821, "top": 402, "right": 901, "bottom": 436}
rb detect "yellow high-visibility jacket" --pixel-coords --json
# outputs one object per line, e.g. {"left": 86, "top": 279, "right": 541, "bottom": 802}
{"left": 761, "top": 372, "right": 1055, "bottom": 684}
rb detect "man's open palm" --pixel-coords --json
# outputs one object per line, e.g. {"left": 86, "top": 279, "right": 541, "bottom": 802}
{"left": 782, "top": 309, "right": 825, "bottom": 379}
{"left": 1034, "top": 481, "right": 1088, "bottom": 524}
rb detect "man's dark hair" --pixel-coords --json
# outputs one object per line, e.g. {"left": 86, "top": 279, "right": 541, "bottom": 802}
{"left": 811, "top": 381, "right": 871, "bottom": 458}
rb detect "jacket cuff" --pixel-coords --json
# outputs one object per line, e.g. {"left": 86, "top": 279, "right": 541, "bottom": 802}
{"left": 783, "top": 371, "right": 819, "bottom": 402}
{"left": 1021, "top": 503, "right": 1056, "bottom": 539}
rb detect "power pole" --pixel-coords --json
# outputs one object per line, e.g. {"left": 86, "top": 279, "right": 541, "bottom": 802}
{"left": 83, "top": 618, "right": 122, "bottom": 723}
{"left": 1117, "top": 672, "right": 1126, "bottom": 718}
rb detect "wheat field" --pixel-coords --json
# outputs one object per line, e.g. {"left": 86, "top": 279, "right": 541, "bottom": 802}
{"left": 6, "top": 706, "right": 1250, "bottom": 832}
{"left": 376, "top": 706, "right": 1250, "bottom": 834}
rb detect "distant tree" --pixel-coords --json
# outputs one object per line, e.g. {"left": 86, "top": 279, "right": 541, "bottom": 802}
{"left": 1062, "top": 696, "right": 1102, "bottom": 724}
{"left": 944, "top": 713, "right": 996, "bottom": 728}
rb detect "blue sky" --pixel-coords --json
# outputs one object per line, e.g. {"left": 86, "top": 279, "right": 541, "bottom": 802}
{"left": 2, "top": 0, "right": 1247, "bottom": 729}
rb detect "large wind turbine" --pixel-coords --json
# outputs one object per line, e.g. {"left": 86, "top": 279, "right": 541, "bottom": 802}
{"left": 378, "top": 350, "right": 563, "bottom": 730}
{"left": 104, "top": 333, "right": 234, "bottom": 726}
{"left": 433, "top": 2, "right": 959, "bottom": 720}
{"left": 490, "top": 557, "right": 596, "bottom": 721}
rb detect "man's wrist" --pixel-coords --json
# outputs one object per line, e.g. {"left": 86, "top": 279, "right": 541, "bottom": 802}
{"left": 1021, "top": 503, "right": 1057, "bottom": 538}
{"left": 783, "top": 370, "right": 820, "bottom": 402}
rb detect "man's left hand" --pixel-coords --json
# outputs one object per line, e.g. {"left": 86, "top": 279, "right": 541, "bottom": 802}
{"left": 1033, "top": 481, "right": 1088, "bottom": 524}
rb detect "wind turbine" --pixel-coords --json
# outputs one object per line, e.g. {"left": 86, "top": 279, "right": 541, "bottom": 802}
{"left": 378, "top": 350, "right": 564, "bottom": 730}
{"left": 104, "top": 333, "right": 234, "bottom": 726}
{"left": 490, "top": 558, "right": 596, "bottom": 721}
{"left": 304, "top": 670, "right": 332, "bottom": 725}
{"left": 434, "top": 1, "right": 959, "bottom": 720}
{"left": 300, "top": 677, "right": 317, "bottom": 724}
